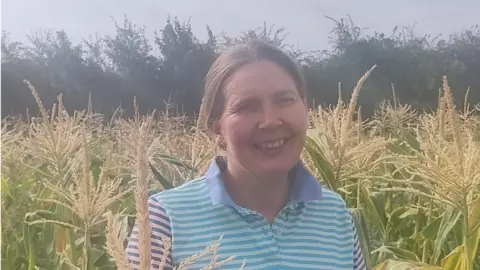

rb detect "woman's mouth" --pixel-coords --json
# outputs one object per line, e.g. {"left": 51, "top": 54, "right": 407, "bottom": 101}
{"left": 253, "top": 138, "right": 291, "bottom": 157}
{"left": 255, "top": 139, "right": 285, "bottom": 149}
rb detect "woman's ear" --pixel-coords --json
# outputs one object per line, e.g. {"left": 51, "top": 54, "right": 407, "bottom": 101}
{"left": 212, "top": 119, "right": 222, "bottom": 137}
{"left": 212, "top": 120, "right": 227, "bottom": 151}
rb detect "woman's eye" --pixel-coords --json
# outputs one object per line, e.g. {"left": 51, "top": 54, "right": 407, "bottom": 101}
{"left": 279, "top": 97, "right": 296, "bottom": 105}
{"left": 235, "top": 103, "right": 254, "bottom": 112}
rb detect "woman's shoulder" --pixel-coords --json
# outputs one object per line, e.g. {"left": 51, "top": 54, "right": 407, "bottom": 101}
{"left": 321, "top": 187, "right": 346, "bottom": 202}
{"left": 150, "top": 176, "right": 209, "bottom": 202}
{"left": 307, "top": 186, "right": 349, "bottom": 210}
{"left": 304, "top": 187, "right": 354, "bottom": 226}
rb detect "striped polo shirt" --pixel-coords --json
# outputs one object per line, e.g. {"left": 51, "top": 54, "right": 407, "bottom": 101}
{"left": 127, "top": 157, "right": 366, "bottom": 269}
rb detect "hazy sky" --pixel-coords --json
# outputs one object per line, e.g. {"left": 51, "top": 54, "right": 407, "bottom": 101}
{"left": 1, "top": 0, "right": 478, "bottom": 51}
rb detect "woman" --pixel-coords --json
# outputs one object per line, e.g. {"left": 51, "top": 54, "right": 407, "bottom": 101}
{"left": 127, "top": 41, "right": 366, "bottom": 270}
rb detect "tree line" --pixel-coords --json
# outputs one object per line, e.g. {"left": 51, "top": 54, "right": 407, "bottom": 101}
{"left": 2, "top": 15, "right": 479, "bottom": 119}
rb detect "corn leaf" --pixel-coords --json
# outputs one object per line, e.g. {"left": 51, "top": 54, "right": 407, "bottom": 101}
{"left": 373, "top": 259, "right": 443, "bottom": 270}
{"left": 387, "top": 140, "right": 413, "bottom": 156}
{"left": 149, "top": 162, "right": 175, "bottom": 190}
{"left": 468, "top": 197, "right": 480, "bottom": 232}
{"left": 386, "top": 206, "right": 416, "bottom": 237}
{"left": 304, "top": 136, "right": 337, "bottom": 192}
{"left": 30, "top": 210, "right": 73, "bottom": 226}
{"left": 158, "top": 154, "right": 195, "bottom": 171}
{"left": 43, "top": 222, "right": 55, "bottom": 256}
{"left": 400, "top": 128, "right": 420, "bottom": 152}
{"left": 89, "top": 247, "right": 105, "bottom": 265}
{"left": 360, "top": 185, "right": 387, "bottom": 239}
{"left": 3, "top": 244, "right": 28, "bottom": 270}
{"left": 67, "top": 228, "right": 80, "bottom": 266}
{"left": 465, "top": 226, "right": 480, "bottom": 267}
{"left": 441, "top": 245, "right": 463, "bottom": 270}
{"left": 432, "top": 205, "right": 462, "bottom": 264}
{"left": 372, "top": 245, "right": 420, "bottom": 262}
{"left": 24, "top": 213, "right": 39, "bottom": 270}
{"left": 421, "top": 215, "right": 442, "bottom": 241}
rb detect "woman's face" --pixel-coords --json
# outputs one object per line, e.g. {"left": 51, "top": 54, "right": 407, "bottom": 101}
{"left": 216, "top": 60, "right": 308, "bottom": 176}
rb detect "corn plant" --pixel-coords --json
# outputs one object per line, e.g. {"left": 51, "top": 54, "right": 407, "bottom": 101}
{"left": 3, "top": 75, "right": 479, "bottom": 270}
{"left": 304, "top": 73, "right": 480, "bottom": 269}
{"left": 373, "top": 77, "right": 480, "bottom": 270}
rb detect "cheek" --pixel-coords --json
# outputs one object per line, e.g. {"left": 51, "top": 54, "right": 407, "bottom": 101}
{"left": 222, "top": 117, "right": 254, "bottom": 145}
{"left": 285, "top": 105, "right": 309, "bottom": 133}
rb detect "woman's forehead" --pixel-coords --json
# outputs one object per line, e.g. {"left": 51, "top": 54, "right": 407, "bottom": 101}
{"left": 223, "top": 62, "right": 297, "bottom": 99}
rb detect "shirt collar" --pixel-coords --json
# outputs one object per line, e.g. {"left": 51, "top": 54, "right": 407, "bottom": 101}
{"left": 205, "top": 156, "right": 323, "bottom": 207}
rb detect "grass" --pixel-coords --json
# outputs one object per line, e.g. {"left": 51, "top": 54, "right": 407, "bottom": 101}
{"left": 1, "top": 72, "right": 480, "bottom": 270}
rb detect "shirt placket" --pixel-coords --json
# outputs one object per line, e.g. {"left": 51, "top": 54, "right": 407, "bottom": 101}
{"left": 236, "top": 206, "right": 282, "bottom": 265}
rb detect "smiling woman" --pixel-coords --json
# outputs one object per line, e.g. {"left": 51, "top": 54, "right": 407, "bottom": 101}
{"left": 126, "top": 41, "right": 366, "bottom": 270}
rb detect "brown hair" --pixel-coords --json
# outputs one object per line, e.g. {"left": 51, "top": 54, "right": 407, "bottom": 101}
{"left": 202, "top": 40, "right": 307, "bottom": 134}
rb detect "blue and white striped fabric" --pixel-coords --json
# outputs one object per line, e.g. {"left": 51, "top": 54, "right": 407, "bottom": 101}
{"left": 127, "top": 157, "right": 366, "bottom": 269}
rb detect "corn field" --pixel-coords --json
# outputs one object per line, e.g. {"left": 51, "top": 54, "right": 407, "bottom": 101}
{"left": 2, "top": 74, "right": 480, "bottom": 270}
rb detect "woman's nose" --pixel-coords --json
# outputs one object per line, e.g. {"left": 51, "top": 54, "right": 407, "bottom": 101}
{"left": 258, "top": 106, "right": 282, "bottom": 129}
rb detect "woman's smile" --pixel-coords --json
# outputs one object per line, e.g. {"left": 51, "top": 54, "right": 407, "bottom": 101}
{"left": 252, "top": 137, "right": 290, "bottom": 157}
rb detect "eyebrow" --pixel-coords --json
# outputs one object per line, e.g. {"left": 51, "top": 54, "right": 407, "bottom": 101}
{"left": 273, "top": 89, "right": 298, "bottom": 98}
{"left": 229, "top": 95, "right": 257, "bottom": 108}
{"left": 229, "top": 89, "right": 297, "bottom": 106}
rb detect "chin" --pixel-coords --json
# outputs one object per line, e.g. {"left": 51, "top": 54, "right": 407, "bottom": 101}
{"left": 254, "top": 158, "right": 298, "bottom": 175}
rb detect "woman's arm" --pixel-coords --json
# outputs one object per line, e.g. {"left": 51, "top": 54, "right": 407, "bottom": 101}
{"left": 126, "top": 197, "right": 173, "bottom": 270}
{"left": 352, "top": 222, "right": 367, "bottom": 270}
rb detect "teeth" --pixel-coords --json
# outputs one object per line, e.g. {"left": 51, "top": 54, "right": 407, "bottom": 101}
{"left": 259, "top": 140, "right": 284, "bottom": 149}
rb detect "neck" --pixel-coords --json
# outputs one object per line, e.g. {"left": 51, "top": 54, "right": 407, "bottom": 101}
{"left": 222, "top": 158, "right": 292, "bottom": 222}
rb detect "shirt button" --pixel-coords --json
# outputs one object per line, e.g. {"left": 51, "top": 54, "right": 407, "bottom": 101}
{"left": 277, "top": 229, "right": 283, "bottom": 235}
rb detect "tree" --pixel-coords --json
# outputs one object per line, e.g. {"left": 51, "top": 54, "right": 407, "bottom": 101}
{"left": 1, "top": 15, "right": 479, "bottom": 119}
{"left": 155, "top": 17, "right": 217, "bottom": 114}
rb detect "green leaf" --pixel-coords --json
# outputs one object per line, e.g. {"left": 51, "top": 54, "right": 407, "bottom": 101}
{"left": 373, "top": 259, "right": 443, "bottom": 270}
{"left": 372, "top": 192, "right": 388, "bottom": 226}
{"left": 304, "top": 136, "right": 337, "bottom": 192}
{"left": 387, "top": 140, "right": 413, "bottom": 156}
{"left": 441, "top": 245, "right": 463, "bottom": 270}
{"left": 3, "top": 244, "right": 27, "bottom": 270}
{"left": 452, "top": 218, "right": 464, "bottom": 247}
{"left": 360, "top": 185, "right": 387, "bottom": 240}
{"left": 89, "top": 247, "right": 105, "bottom": 265}
{"left": 23, "top": 214, "right": 30, "bottom": 258}
{"left": 421, "top": 215, "right": 442, "bottom": 241}
{"left": 432, "top": 205, "right": 462, "bottom": 264}
{"left": 386, "top": 206, "right": 415, "bottom": 237}
{"left": 372, "top": 245, "right": 420, "bottom": 262}
{"left": 399, "top": 207, "right": 418, "bottom": 219}
{"left": 465, "top": 226, "right": 480, "bottom": 267}
{"left": 43, "top": 223, "right": 55, "bottom": 256}
{"left": 24, "top": 213, "right": 39, "bottom": 270}
{"left": 119, "top": 168, "right": 133, "bottom": 186}
{"left": 13, "top": 256, "right": 28, "bottom": 270}
{"left": 56, "top": 254, "right": 73, "bottom": 270}
{"left": 468, "top": 196, "right": 480, "bottom": 232}
{"left": 30, "top": 210, "right": 72, "bottom": 227}
{"left": 1, "top": 176, "right": 12, "bottom": 198}
{"left": 410, "top": 176, "right": 434, "bottom": 196}
{"left": 149, "top": 162, "right": 175, "bottom": 190}
{"left": 90, "top": 156, "right": 104, "bottom": 186}
{"left": 401, "top": 129, "right": 420, "bottom": 152}
{"left": 93, "top": 251, "right": 113, "bottom": 267}
{"left": 67, "top": 228, "right": 80, "bottom": 266}
{"left": 158, "top": 154, "right": 195, "bottom": 171}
